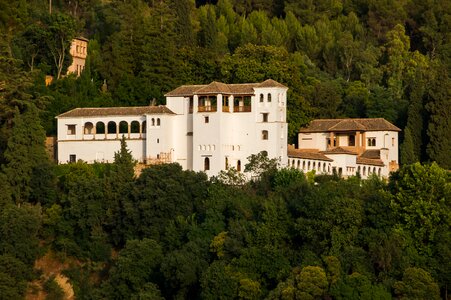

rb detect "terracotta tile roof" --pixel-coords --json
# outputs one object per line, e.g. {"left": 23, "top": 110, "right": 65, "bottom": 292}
{"left": 57, "top": 105, "right": 175, "bottom": 118}
{"left": 360, "top": 150, "right": 381, "bottom": 159}
{"left": 288, "top": 148, "right": 333, "bottom": 161}
{"left": 321, "top": 147, "right": 358, "bottom": 155}
{"left": 258, "top": 79, "right": 288, "bottom": 88}
{"left": 164, "top": 79, "right": 287, "bottom": 96}
{"left": 299, "top": 118, "right": 401, "bottom": 133}
{"left": 356, "top": 157, "right": 385, "bottom": 166}
{"left": 196, "top": 81, "right": 232, "bottom": 94}
{"left": 164, "top": 85, "right": 208, "bottom": 97}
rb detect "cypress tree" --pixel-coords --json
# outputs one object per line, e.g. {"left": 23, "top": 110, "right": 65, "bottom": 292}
{"left": 2, "top": 105, "right": 48, "bottom": 204}
{"left": 400, "top": 127, "right": 416, "bottom": 165}
{"left": 426, "top": 70, "right": 451, "bottom": 169}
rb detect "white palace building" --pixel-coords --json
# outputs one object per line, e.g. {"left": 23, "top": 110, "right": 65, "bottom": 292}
{"left": 56, "top": 79, "right": 289, "bottom": 177}
{"left": 56, "top": 79, "right": 400, "bottom": 178}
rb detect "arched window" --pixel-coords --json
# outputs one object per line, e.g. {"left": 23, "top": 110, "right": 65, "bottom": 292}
{"left": 131, "top": 121, "right": 140, "bottom": 133}
{"left": 292, "top": 160, "right": 295, "bottom": 167}
{"left": 204, "top": 157, "right": 210, "bottom": 171}
{"left": 225, "top": 157, "right": 229, "bottom": 169}
{"left": 267, "top": 93, "right": 271, "bottom": 102}
{"left": 119, "top": 121, "right": 128, "bottom": 134}
{"left": 157, "top": 118, "right": 161, "bottom": 126}
{"left": 84, "top": 122, "right": 94, "bottom": 134}
{"left": 303, "top": 161, "right": 306, "bottom": 170}
{"left": 363, "top": 167, "right": 366, "bottom": 176}
{"left": 237, "top": 160, "right": 241, "bottom": 172}
{"left": 328, "top": 164, "right": 331, "bottom": 172}
{"left": 373, "top": 167, "right": 376, "bottom": 173}
{"left": 237, "top": 145, "right": 240, "bottom": 151}
{"left": 288, "top": 159, "right": 290, "bottom": 166}
{"left": 142, "top": 121, "right": 147, "bottom": 133}
{"left": 262, "top": 130, "right": 268, "bottom": 140}
{"left": 323, "top": 163, "right": 326, "bottom": 172}
{"left": 260, "top": 94, "right": 264, "bottom": 102}
{"left": 378, "top": 168, "right": 381, "bottom": 176}
{"left": 151, "top": 118, "right": 155, "bottom": 126}
{"left": 357, "top": 166, "right": 361, "bottom": 174}
{"left": 313, "top": 162, "right": 316, "bottom": 170}
{"left": 308, "top": 161, "right": 311, "bottom": 170}
{"left": 107, "top": 121, "right": 117, "bottom": 134}
{"left": 297, "top": 160, "right": 300, "bottom": 169}
{"left": 96, "top": 122, "right": 105, "bottom": 134}
{"left": 318, "top": 162, "right": 321, "bottom": 171}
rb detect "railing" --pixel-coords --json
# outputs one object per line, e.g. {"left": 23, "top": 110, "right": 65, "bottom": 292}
{"left": 198, "top": 106, "right": 217, "bottom": 112}
{"left": 233, "top": 106, "right": 251, "bottom": 112}
{"left": 222, "top": 106, "right": 230, "bottom": 112}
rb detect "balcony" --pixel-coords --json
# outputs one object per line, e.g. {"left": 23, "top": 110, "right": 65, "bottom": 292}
{"left": 222, "top": 106, "right": 230, "bottom": 112}
{"left": 233, "top": 106, "right": 251, "bottom": 112}
{"left": 198, "top": 106, "right": 217, "bottom": 112}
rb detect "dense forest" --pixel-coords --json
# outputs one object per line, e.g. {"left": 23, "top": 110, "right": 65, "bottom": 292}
{"left": 0, "top": 0, "right": 450, "bottom": 299}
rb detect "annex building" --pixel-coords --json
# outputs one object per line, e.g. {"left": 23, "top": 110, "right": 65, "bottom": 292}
{"left": 56, "top": 79, "right": 289, "bottom": 177}
{"left": 288, "top": 118, "right": 400, "bottom": 178}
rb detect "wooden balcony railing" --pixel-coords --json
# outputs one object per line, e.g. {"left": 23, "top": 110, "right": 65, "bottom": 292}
{"left": 233, "top": 106, "right": 251, "bottom": 112}
{"left": 222, "top": 106, "right": 230, "bottom": 112}
{"left": 198, "top": 106, "right": 217, "bottom": 112}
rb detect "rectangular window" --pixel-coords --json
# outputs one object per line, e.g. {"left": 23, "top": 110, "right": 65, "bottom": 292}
{"left": 69, "top": 154, "right": 76, "bottom": 163}
{"left": 392, "top": 137, "right": 395, "bottom": 147}
{"left": 348, "top": 135, "right": 355, "bottom": 146}
{"left": 262, "top": 130, "right": 268, "bottom": 140}
{"left": 67, "top": 125, "right": 76, "bottom": 135}
{"left": 262, "top": 113, "right": 268, "bottom": 122}
{"left": 204, "top": 116, "right": 209, "bottom": 123}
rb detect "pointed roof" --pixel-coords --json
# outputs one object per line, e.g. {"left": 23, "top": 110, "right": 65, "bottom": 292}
{"left": 299, "top": 118, "right": 401, "bottom": 132}
{"left": 258, "top": 79, "right": 287, "bottom": 88}
{"left": 57, "top": 105, "right": 175, "bottom": 118}
{"left": 196, "top": 81, "right": 232, "bottom": 94}
{"left": 164, "top": 79, "right": 287, "bottom": 97}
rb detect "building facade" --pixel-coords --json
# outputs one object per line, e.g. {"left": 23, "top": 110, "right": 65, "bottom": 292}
{"left": 56, "top": 79, "right": 288, "bottom": 177}
{"left": 66, "top": 37, "right": 88, "bottom": 76}
{"left": 287, "top": 118, "right": 400, "bottom": 178}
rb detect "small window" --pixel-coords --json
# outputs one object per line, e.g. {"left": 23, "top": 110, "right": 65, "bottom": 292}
{"left": 262, "top": 113, "right": 268, "bottom": 122}
{"left": 260, "top": 94, "right": 264, "bottom": 102}
{"left": 69, "top": 154, "right": 76, "bottom": 163}
{"left": 157, "top": 138, "right": 159, "bottom": 143}
{"left": 237, "top": 160, "right": 241, "bottom": 172}
{"left": 392, "top": 137, "right": 395, "bottom": 147}
{"left": 157, "top": 118, "right": 160, "bottom": 126}
{"left": 367, "top": 138, "right": 376, "bottom": 147}
{"left": 67, "top": 125, "right": 76, "bottom": 135}
{"left": 262, "top": 130, "right": 268, "bottom": 140}
{"left": 205, "top": 116, "right": 209, "bottom": 123}
{"left": 349, "top": 135, "right": 355, "bottom": 146}
{"left": 204, "top": 157, "right": 210, "bottom": 171}
{"left": 267, "top": 93, "right": 271, "bottom": 102}
{"left": 225, "top": 157, "right": 229, "bottom": 170}
{"left": 152, "top": 118, "right": 155, "bottom": 126}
